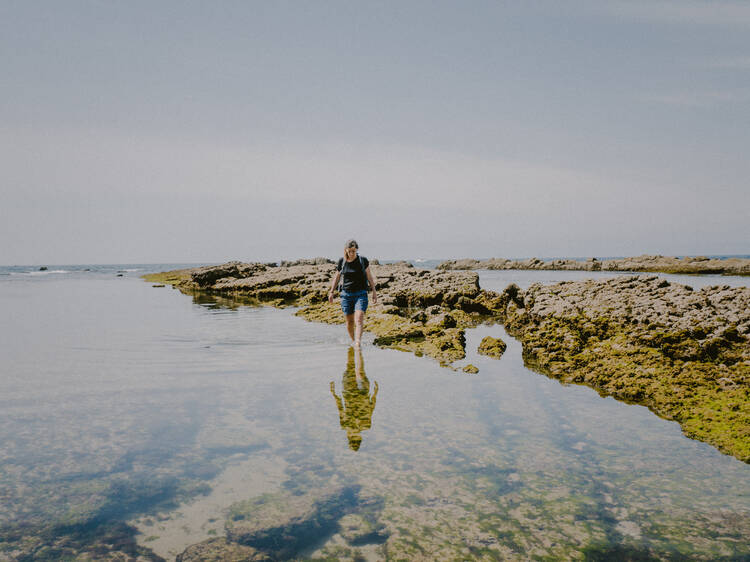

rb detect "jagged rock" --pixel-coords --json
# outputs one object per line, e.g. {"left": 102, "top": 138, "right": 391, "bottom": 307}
{"left": 497, "top": 275, "right": 750, "bottom": 463}
{"left": 462, "top": 364, "right": 479, "bottom": 374}
{"left": 143, "top": 261, "right": 750, "bottom": 461}
{"left": 425, "top": 312, "right": 457, "bottom": 329}
{"left": 146, "top": 261, "right": 501, "bottom": 365}
{"left": 478, "top": 336, "right": 507, "bottom": 358}
{"left": 191, "top": 261, "right": 268, "bottom": 288}
{"left": 410, "top": 310, "right": 428, "bottom": 324}
{"left": 279, "top": 257, "right": 335, "bottom": 267}
{"left": 438, "top": 255, "right": 750, "bottom": 276}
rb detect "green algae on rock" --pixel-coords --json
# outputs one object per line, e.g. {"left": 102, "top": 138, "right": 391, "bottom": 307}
{"left": 142, "top": 262, "right": 750, "bottom": 463}
{"left": 478, "top": 335, "right": 508, "bottom": 359}
{"left": 144, "top": 261, "right": 506, "bottom": 366}
{"left": 495, "top": 275, "right": 750, "bottom": 463}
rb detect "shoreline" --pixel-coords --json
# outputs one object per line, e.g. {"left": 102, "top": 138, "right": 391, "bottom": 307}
{"left": 143, "top": 260, "right": 749, "bottom": 465}
{"left": 438, "top": 254, "right": 750, "bottom": 276}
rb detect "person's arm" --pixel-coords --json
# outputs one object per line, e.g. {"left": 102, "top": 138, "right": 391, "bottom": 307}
{"left": 328, "top": 271, "right": 341, "bottom": 303}
{"left": 365, "top": 267, "right": 377, "bottom": 304}
{"left": 330, "top": 382, "right": 345, "bottom": 423}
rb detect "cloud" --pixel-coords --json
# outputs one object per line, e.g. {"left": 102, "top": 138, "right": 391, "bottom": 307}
{"left": 1, "top": 126, "right": 617, "bottom": 216}
{"left": 3, "top": 125, "right": 747, "bottom": 263}
{"left": 705, "top": 56, "right": 750, "bottom": 69}
{"left": 595, "top": 0, "right": 750, "bottom": 28}
{"left": 637, "top": 89, "right": 750, "bottom": 107}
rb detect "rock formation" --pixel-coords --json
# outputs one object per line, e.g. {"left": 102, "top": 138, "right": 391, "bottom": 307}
{"left": 144, "top": 261, "right": 504, "bottom": 365}
{"left": 438, "top": 255, "right": 750, "bottom": 276}
{"left": 478, "top": 336, "right": 508, "bottom": 359}
{"left": 144, "top": 263, "right": 749, "bottom": 463}
{"left": 495, "top": 275, "right": 750, "bottom": 462}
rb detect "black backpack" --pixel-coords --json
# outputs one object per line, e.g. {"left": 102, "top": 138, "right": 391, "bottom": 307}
{"left": 338, "top": 255, "right": 370, "bottom": 291}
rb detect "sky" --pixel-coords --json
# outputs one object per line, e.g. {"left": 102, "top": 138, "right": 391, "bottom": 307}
{"left": 1, "top": 0, "right": 748, "bottom": 264}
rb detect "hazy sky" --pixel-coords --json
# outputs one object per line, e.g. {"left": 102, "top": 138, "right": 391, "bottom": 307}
{"left": 2, "top": 1, "right": 748, "bottom": 264}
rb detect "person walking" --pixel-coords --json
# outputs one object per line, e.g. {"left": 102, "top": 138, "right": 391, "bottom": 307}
{"left": 328, "top": 239, "right": 377, "bottom": 347}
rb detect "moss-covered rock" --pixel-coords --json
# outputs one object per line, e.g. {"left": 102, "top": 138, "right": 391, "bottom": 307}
{"left": 144, "top": 263, "right": 750, "bottom": 462}
{"left": 478, "top": 336, "right": 508, "bottom": 359}
{"left": 497, "top": 275, "right": 750, "bottom": 463}
{"left": 146, "top": 262, "right": 504, "bottom": 367}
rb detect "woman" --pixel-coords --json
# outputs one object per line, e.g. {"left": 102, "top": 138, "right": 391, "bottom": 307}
{"left": 328, "top": 239, "right": 378, "bottom": 347}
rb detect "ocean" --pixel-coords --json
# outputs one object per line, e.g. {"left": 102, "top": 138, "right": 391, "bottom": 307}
{"left": 1, "top": 262, "right": 749, "bottom": 560}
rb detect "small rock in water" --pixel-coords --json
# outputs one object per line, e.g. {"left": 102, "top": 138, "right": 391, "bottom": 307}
{"left": 462, "top": 364, "right": 479, "bottom": 374}
{"left": 39, "top": 266, "right": 48, "bottom": 271}
{"left": 478, "top": 336, "right": 508, "bottom": 359}
{"left": 152, "top": 284, "right": 165, "bottom": 288}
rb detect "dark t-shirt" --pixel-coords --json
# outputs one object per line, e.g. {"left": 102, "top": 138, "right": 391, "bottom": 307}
{"left": 337, "top": 255, "right": 369, "bottom": 293}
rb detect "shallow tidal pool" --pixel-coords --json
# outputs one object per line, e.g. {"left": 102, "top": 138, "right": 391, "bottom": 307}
{"left": 1, "top": 267, "right": 749, "bottom": 560}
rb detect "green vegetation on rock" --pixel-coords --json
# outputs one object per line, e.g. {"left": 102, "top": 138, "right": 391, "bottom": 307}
{"left": 143, "top": 263, "right": 750, "bottom": 463}
{"left": 478, "top": 336, "right": 508, "bottom": 359}
{"left": 499, "top": 276, "right": 750, "bottom": 463}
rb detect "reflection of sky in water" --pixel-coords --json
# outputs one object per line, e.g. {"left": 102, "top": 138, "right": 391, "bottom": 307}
{"left": 1, "top": 273, "right": 748, "bottom": 558}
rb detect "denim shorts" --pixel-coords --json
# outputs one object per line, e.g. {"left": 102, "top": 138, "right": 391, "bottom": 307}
{"left": 340, "top": 290, "right": 368, "bottom": 315}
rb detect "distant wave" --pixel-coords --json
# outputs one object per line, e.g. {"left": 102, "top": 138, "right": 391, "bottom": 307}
{"left": 11, "top": 270, "right": 71, "bottom": 276}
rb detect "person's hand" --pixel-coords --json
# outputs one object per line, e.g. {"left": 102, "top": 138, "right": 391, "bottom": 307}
{"left": 328, "top": 290, "right": 334, "bottom": 304}
{"left": 372, "top": 292, "right": 378, "bottom": 305}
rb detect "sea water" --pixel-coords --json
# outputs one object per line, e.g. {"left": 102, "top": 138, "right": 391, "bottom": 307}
{"left": 1, "top": 264, "right": 748, "bottom": 560}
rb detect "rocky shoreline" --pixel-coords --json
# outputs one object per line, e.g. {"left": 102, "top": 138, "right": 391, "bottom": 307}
{"left": 438, "top": 254, "right": 750, "bottom": 276}
{"left": 497, "top": 276, "right": 749, "bottom": 463}
{"left": 137, "top": 261, "right": 750, "bottom": 560}
{"left": 145, "top": 259, "right": 504, "bottom": 365}
{"left": 144, "top": 260, "right": 749, "bottom": 465}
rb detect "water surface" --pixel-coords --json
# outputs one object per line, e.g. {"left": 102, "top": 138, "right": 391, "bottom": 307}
{"left": 1, "top": 265, "right": 748, "bottom": 560}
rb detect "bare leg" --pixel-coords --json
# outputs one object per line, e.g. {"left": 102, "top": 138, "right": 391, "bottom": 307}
{"left": 345, "top": 313, "right": 355, "bottom": 343}
{"left": 354, "top": 310, "right": 365, "bottom": 347}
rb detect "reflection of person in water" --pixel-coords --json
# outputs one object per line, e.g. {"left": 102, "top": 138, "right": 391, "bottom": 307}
{"left": 330, "top": 347, "right": 378, "bottom": 451}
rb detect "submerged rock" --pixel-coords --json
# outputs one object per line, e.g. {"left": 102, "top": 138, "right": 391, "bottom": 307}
{"left": 225, "top": 485, "right": 361, "bottom": 558}
{"left": 176, "top": 537, "right": 266, "bottom": 561}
